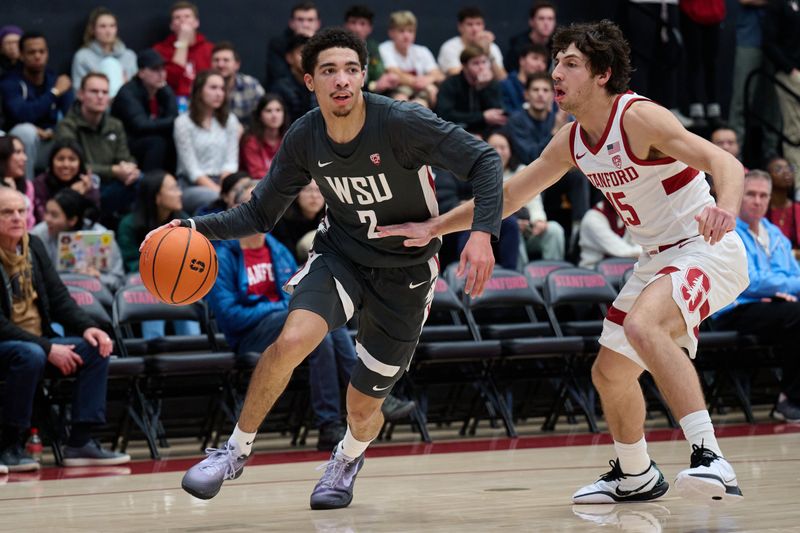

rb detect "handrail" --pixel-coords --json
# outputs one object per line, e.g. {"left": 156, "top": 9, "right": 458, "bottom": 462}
{"left": 744, "top": 68, "right": 800, "bottom": 148}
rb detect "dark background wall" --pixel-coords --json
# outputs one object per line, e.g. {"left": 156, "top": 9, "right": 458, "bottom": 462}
{"left": 3, "top": 0, "right": 736, "bottom": 112}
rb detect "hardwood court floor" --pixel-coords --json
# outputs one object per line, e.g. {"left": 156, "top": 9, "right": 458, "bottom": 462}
{"left": 1, "top": 426, "right": 799, "bottom": 532}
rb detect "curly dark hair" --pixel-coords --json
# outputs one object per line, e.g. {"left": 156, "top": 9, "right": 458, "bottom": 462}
{"left": 552, "top": 19, "right": 631, "bottom": 95}
{"left": 301, "top": 27, "right": 368, "bottom": 75}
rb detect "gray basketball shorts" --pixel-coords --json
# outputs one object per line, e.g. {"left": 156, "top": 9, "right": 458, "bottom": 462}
{"left": 286, "top": 247, "right": 438, "bottom": 399}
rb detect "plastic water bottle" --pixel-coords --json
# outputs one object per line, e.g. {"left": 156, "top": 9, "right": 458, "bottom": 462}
{"left": 26, "top": 428, "right": 43, "bottom": 463}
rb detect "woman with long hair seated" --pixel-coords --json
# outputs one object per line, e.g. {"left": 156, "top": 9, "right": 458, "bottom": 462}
{"left": 29, "top": 188, "right": 124, "bottom": 291}
{"left": 33, "top": 139, "right": 100, "bottom": 223}
{"left": 239, "top": 94, "right": 288, "bottom": 179}
{"left": 117, "top": 169, "right": 200, "bottom": 338}
{"left": 0, "top": 136, "right": 35, "bottom": 229}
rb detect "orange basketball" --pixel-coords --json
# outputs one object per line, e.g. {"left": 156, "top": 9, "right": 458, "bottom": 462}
{"left": 139, "top": 226, "right": 218, "bottom": 305}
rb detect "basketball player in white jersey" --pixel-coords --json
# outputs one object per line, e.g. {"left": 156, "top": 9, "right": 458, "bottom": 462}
{"left": 379, "top": 19, "right": 749, "bottom": 504}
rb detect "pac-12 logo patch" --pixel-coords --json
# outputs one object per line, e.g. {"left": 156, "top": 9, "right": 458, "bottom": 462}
{"left": 680, "top": 266, "right": 710, "bottom": 313}
{"left": 612, "top": 154, "right": 622, "bottom": 169}
{"left": 370, "top": 153, "right": 381, "bottom": 166}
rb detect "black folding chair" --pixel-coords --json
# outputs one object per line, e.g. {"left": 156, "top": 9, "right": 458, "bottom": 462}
{"left": 59, "top": 273, "right": 114, "bottom": 312}
{"left": 524, "top": 260, "right": 574, "bottom": 291}
{"left": 595, "top": 258, "right": 637, "bottom": 291}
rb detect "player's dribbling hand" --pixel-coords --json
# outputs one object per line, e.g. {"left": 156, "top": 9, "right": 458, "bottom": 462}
{"left": 139, "top": 219, "right": 184, "bottom": 252}
{"left": 694, "top": 205, "right": 736, "bottom": 245}
{"left": 459, "top": 231, "right": 494, "bottom": 297}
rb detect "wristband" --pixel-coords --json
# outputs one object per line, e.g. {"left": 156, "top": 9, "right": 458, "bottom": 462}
{"left": 179, "top": 219, "right": 196, "bottom": 230}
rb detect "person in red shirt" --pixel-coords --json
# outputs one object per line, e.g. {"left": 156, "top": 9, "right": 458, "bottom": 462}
{"left": 766, "top": 156, "right": 800, "bottom": 253}
{"left": 239, "top": 94, "right": 288, "bottom": 179}
{"left": 152, "top": 1, "right": 213, "bottom": 102}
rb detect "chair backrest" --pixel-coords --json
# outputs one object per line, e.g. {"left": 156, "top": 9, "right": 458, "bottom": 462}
{"left": 467, "top": 268, "right": 546, "bottom": 311}
{"left": 113, "top": 285, "right": 205, "bottom": 325}
{"left": 595, "top": 258, "right": 637, "bottom": 290}
{"left": 430, "top": 278, "right": 464, "bottom": 314}
{"left": 124, "top": 272, "right": 143, "bottom": 287}
{"left": 67, "top": 285, "right": 112, "bottom": 327}
{"left": 59, "top": 273, "right": 114, "bottom": 310}
{"left": 442, "top": 262, "right": 463, "bottom": 292}
{"left": 524, "top": 260, "right": 573, "bottom": 290}
{"left": 543, "top": 267, "right": 617, "bottom": 307}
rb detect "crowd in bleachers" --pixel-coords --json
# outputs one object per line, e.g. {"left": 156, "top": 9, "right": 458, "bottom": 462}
{"left": 1, "top": 0, "right": 800, "bottom": 469}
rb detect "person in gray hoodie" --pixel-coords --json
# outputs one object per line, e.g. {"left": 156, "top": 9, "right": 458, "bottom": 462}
{"left": 71, "top": 7, "right": 137, "bottom": 97}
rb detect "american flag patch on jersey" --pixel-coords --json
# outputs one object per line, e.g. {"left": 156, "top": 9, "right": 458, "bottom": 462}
{"left": 607, "top": 141, "right": 620, "bottom": 154}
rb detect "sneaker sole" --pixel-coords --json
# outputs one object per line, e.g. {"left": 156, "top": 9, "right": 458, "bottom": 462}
{"left": 7, "top": 462, "right": 40, "bottom": 472}
{"left": 310, "top": 493, "right": 354, "bottom": 510}
{"left": 62, "top": 456, "right": 131, "bottom": 467}
{"left": 675, "top": 473, "right": 743, "bottom": 504}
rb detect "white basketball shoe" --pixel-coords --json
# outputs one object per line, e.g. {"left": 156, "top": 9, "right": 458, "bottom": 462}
{"left": 572, "top": 459, "right": 669, "bottom": 504}
{"left": 675, "top": 444, "right": 743, "bottom": 503}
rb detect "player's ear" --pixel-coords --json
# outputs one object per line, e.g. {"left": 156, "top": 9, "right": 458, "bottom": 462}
{"left": 361, "top": 68, "right": 367, "bottom": 88}
{"left": 303, "top": 72, "right": 314, "bottom": 92}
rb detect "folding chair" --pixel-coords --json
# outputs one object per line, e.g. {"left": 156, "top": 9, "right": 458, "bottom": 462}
{"left": 595, "top": 258, "right": 637, "bottom": 291}
{"left": 59, "top": 273, "right": 114, "bottom": 312}
{"left": 465, "top": 268, "right": 591, "bottom": 432}
{"left": 112, "top": 286, "right": 236, "bottom": 451}
{"left": 524, "top": 260, "right": 574, "bottom": 291}
{"left": 401, "top": 278, "right": 503, "bottom": 441}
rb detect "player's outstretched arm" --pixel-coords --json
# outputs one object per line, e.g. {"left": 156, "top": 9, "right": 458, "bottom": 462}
{"left": 376, "top": 123, "right": 574, "bottom": 246}
{"left": 625, "top": 101, "right": 745, "bottom": 245}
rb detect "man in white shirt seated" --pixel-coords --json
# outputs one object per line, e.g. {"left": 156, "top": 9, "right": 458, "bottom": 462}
{"left": 437, "top": 6, "right": 506, "bottom": 81}
{"left": 378, "top": 11, "right": 444, "bottom": 106}
{"left": 579, "top": 197, "right": 642, "bottom": 268}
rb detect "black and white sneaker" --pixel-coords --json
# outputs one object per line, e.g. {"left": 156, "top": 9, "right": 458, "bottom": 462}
{"left": 572, "top": 459, "right": 669, "bottom": 504}
{"left": 675, "top": 444, "right": 743, "bottom": 503}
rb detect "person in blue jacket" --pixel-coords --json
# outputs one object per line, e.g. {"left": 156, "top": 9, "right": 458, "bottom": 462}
{"left": 712, "top": 169, "right": 800, "bottom": 422}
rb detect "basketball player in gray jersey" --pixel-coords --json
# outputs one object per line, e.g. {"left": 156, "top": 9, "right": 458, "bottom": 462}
{"left": 141, "top": 28, "right": 503, "bottom": 509}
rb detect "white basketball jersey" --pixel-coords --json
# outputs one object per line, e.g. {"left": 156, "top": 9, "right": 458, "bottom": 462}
{"left": 569, "top": 92, "right": 714, "bottom": 249}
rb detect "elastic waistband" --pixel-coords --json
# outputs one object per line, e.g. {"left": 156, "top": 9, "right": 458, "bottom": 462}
{"left": 646, "top": 235, "right": 698, "bottom": 256}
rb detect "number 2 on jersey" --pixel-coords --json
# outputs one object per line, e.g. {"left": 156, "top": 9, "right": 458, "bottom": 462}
{"left": 604, "top": 191, "right": 641, "bottom": 226}
{"left": 357, "top": 209, "right": 380, "bottom": 239}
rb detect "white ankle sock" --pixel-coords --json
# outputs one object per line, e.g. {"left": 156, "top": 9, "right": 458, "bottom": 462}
{"left": 336, "top": 426, "right": 372, "bottom": 462}
{"left": 680, "top": 410, "right": 722, "bottom": 456}
{"left": 614, "top": 437, "right": 651, "bottom": 475}
{"left": 228, "top": 424, "right": 257, "bottom": 456}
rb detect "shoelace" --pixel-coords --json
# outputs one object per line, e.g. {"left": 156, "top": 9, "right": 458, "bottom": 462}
{"left": 688, "top": 443, "right": 718, "bottom": 468}
{"left": 315, "top": 457, "right": 350, "bottom": 489}
{"left": 599, "top": 459, "right": 626, "bottom": 482}
{"left": 199, "top": 445, "right": 241, "bottom": 479}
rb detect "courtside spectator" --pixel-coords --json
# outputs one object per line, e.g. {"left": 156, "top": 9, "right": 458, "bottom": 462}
{"left": 272, "top": 179, "right": 325, "bottom": 262}
{"left": 116, "top": 170, "right": 199, "bottom": 338}
{"left": 239, "top": 94, "right": 288, "bottom": 179}
{"left": 71, "top": 7, "right": 137, "bottom": 97}
{"left": 195, "top": 171, "right": 250, "bottom": 217}
{"left": 0, "top": 26, "right": 22, "bottom": 78}
{"left": 578, "top": 198, "right": 642, "bottom": 269}
{"left": 436, "top": 46, "right": 506, "bottom": 134}
{"left": 766, "top": 157, "right": 800, "bottom": 250}
{"left": 506, "top": 1, "right": 557, "bottom": 72}
{"left": 0, "top": 186, "right": 130, "bottom": 469}
{"left": 712, "top": 170, "right": 800, "bottom": 422}
{"left": 344, "top": 5, "right": 398, "bottom": 95}
{"left": 211, "top": 42, "right": 265, "bottom": 123}
{"left": 0, "top": 136, "right": 34, "bottom": 228}
{"left": 488, "top": 130, "right": 564, "bottom": 261}
{"left": 152, "top": 1, "right": 213, "bottom": 105}
{"left": 710, "top": 126, "right": 741, "bottom": 160}
{"left": 32, "top": 139, "right": 99, "bottom": 223}
{"left": 271, "top": 35, "right": 315, "bottom": 123}
{"left": 265, "top": 2, "right": 320, "bottom": 88}
{"left": 1, "top": 32, "right": 73, "bottom": 179}
{"left": 763, "top": 0, "right": 800, "bottom": 194}
{"left": 30, "top": 188, "right": 124, "bottom": 291}
{"left": 111, "top": 49, "right": 178, "bottom": 173}
{"left": 55, "top": 73, "right": 139, "bottom": 228}
{"left": 437, "top": 7, "right": 506, "bottom": 80}
{"left": 379, "top": 11, "right": 444, "bottom": 106}
{"left": 174, "top": 70, "right": 239, "bottom": 214}
{"left": 507, "top": 72, "right": 568, "bottom": 163}
{"left": 501, "top": 44, "right": 548, "bottom": 113}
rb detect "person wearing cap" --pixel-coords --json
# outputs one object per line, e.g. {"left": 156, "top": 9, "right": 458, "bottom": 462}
{"left": 111, "top": 49, "right": 178, "bottom": 173}
{"left": 0, "top": 25, "right": 23, "bottom": 79}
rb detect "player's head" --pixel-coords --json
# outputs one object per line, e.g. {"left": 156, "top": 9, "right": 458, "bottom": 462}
{"left": 741, "top": 169, "right": 772, "bottom": 224}
{"left": 551, "top": 20, "right": 631, "bottom": 111}
{"left": 301, "top": 27, "right": 368, "bottom": 118}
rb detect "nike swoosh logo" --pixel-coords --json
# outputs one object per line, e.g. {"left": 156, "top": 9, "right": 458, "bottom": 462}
{"left": 615, "top": 475, "right": 656, "bottom": 496}
{"left": 576, "top": 152, "right": 586, "bottom": 159}
{"left": 245, "top": 440, "right": 253, "bottom": 446}
{"left": 318, "top": 160, "right": 333, "bottom": 167}
{"left": 372, "top": 384, "right": 392, "bottom": 392}
{"left": 409, "top": 281, "right": 427, "bottom": 289}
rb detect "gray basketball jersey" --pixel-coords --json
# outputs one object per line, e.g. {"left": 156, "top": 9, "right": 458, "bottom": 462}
{"left": 193, "top": 92, "right": 502, "bottom": 268}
